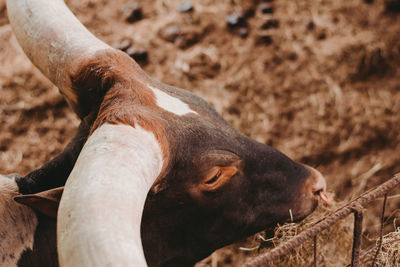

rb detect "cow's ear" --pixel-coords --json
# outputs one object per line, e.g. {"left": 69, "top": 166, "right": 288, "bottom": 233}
{"left": 14, "top": 187, "right": 64, "bottom": 219}
{"left": 200, "top": 166, "right": 238, "bottom": 192}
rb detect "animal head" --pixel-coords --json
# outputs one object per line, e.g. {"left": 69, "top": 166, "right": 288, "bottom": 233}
{"left": 141, "top": 121, "right": 329, "bottom": 264}
{"left": 7, "top": 0, "right": 330, "bottom": 265}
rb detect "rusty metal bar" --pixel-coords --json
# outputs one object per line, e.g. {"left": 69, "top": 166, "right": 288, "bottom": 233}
{"left": 242, "top": 173, "right": 400, "bottom": 267}
{"left": 371, "top": 193, "right": 388, "bottom": 267}
{"left": 351, "top": 211, "right": 363, "bottom": 267}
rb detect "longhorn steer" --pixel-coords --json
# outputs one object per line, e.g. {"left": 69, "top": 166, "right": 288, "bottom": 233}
{"left": 6, "top": 0, "right": 331, "bottom": 266}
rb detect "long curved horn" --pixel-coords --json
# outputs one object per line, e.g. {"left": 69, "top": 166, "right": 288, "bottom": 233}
{"left": 6, "top": 0, "right": 112, "bottom": 115}
{"left": 58, "top": 124, "right": 163, "bottom": 266}
{"left": 7, "top": 0, "right": 162, "bottom": 266}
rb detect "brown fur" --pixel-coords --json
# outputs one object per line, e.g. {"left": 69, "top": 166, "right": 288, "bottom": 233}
{"left": 14, "top": 187, "right": 64, "bottom": 219}
{"left": 72, "top": 51, "right": 174, "bottom": 182}
{"left": 0, "top": 176, "right": 37, "bottom": 266}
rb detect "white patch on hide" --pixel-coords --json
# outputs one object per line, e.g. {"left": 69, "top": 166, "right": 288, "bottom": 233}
{"left": 149, "top": 85, "right": 197, "bottom": 116}
{"left": 0, "top": 175, "right": 38, "bottom": 266}
{"left": 58, "top": 124, "right": 163, "bottom": 267}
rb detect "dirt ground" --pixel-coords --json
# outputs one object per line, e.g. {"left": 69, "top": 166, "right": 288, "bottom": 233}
{"left": 1, "top": 0, "right": 399, "bottom": 266}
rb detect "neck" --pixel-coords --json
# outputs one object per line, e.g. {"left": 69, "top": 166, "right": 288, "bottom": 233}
{"left": 57, "top": 123, "right": 163, "bottom": 266}
{"left": 18, "top": 214, "right": 58, "bottom": 267}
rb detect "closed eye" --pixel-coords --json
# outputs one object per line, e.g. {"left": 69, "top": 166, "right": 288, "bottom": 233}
{"left": 205, "top": 170, "right": 222, "bottom": 184}
{"left": 200, "top": 166, "right": 238, "bottom": 192}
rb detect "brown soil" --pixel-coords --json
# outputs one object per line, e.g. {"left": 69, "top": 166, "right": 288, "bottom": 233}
{"left": 1, "top": 0, "right": 399, "bottom": 266}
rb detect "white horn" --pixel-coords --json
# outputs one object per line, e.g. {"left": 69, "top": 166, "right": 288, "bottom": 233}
{"left": 57, "top": 124, "right": 163, "bottom": 266}
{"left": 6, "top": 0, "right": 112, "bottom": 106}
{"left": 7, "top": 1, "right": 162, "bottom": 265}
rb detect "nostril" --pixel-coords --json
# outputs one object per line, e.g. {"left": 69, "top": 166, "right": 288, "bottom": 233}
{"left": 308, "top": 167, "right": 332, "bottom": 206}
{"left": 313, "top": 188, "right": 322, "bottom": 196}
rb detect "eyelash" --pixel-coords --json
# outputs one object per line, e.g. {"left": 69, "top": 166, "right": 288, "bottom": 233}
{"left": 205, "top": 170, "right": 222, "bottom": 184}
